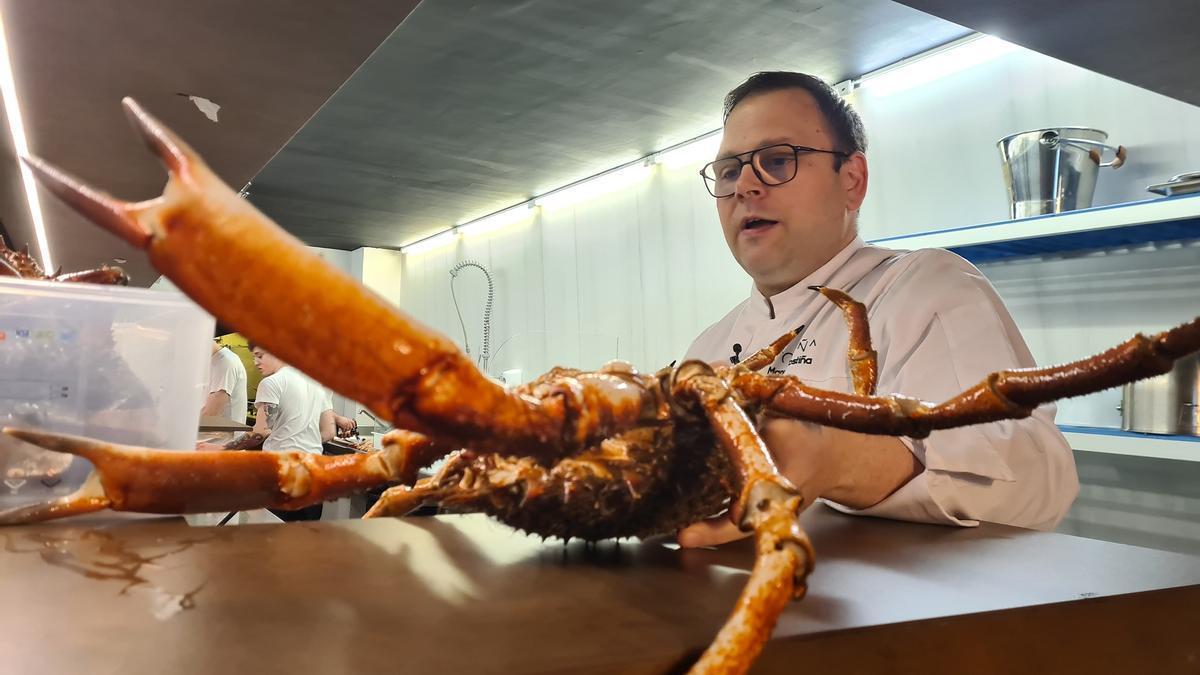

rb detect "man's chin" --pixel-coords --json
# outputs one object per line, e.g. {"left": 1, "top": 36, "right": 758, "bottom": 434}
{"left": 741, "top": 260, "right": 814, "bottom": 294}
{"left": 739, "top": 247, "right": 785, "bottom": 272}
{"left": 743, "top": 265, "right": 790, "bottom": 288}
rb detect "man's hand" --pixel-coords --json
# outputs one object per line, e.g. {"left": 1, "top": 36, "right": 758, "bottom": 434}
{"left": 676, "top": 417, "right": 922, "bottom": 548}
{"left": 223, "top": 432, "right": 267, "bottom": 451}
{"left": 677, "top": 418, "right": 833, "bottom": 548}
{"left": 677, "top": 517, "right": 747, "bottom": 548}
{"left": 334, "top": 415, "right": 357, "bottom": 438}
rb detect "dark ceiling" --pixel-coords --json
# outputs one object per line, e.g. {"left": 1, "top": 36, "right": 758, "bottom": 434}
{"left": 247, "top": 0, "right": 971, "bottom": 251}
{"left": 894, "top": 0, "right": 1200, "bottom": 109}
{"left": 0, "top": 0, "right": 419, "bottom": 285}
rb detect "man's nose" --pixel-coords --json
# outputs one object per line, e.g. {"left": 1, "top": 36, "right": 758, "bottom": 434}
{"left": 734, "top": 163, "right": 765, "bottom": 197}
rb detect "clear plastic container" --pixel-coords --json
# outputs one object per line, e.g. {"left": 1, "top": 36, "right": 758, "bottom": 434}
{"left": 0, "top": 277, "right": 212, "bottom": 508}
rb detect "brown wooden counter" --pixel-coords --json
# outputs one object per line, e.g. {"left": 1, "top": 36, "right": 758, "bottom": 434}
{"left": 1, "top": 507, "right": 1198, "bottom": 674}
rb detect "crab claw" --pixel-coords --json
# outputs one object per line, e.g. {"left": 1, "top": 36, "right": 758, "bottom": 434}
{"left": 121, "top": 97, "right": 195, "bottom": 178}
{"left": 21, "top": 154, "right": 153, "bottom": 250}
{"left": 54, "top": 266, "right": 131, "bottom": 286}
{"left": 0, "top": 427, "right": 436, "bottom": 525}
{"left": 21, "top": 98, "right": 466, "bottom": 440}
{"left": 23, "top": 98, "right": 658, "bottom": 459}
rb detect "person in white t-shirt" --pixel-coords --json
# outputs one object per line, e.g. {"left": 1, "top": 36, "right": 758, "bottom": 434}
{"left": 677, "top": 72, "right": 1078, "bottom": 547}
{"left": 200, "top": 333, "right": 248, "bottom": 425}
{"left": 219, "top": 342, "right": 355, "bottom": 521}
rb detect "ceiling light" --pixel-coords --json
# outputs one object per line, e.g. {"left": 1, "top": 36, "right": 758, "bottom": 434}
{"left": 0, "top": 11, "right": 52, "bottom": 272}
{"left": 401, "top": 229, "right": 458, "bottom": 255}
{"left": 457, "top": 202, "right": 535, "bottom": 238}
{"left": 654, "top": 131, "right": 722, "bottom": 170}
{"left": 859, "top": 34, "right": 1018, "bottom": 97}
{"left": 535, "top": 161, "right": 655, "bottom": 211}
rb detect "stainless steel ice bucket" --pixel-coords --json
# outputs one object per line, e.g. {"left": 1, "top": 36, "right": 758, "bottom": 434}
{"left": 1121, "top": 352, "right": 1200, "bottom": 436}
{"left": 998, "top": 127, "right": 1127, "bottom": 219}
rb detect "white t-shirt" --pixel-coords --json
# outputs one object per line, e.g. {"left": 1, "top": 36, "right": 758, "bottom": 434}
{"left": 255, "top": 366, "right": 333, "bottom": 454}
{"left": 208, "top": 347, "right": 248, "bottom": 424}
{"left": 686, "top": 236, "right": 1079, "bottom": 531}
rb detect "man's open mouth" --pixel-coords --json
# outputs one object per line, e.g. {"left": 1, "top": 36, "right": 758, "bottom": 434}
{"left": 742, "top": 218, "right": 778, "bottom": 231}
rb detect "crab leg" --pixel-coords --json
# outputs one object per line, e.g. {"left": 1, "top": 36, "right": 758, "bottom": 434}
{"left": 672, "top": 362, "right": 814, "bottom": 675}
{"left": 689, "top": 505, "right": 809, "bottom": 674}
{"left": 0, "top": 428, "right": 436, "bottom": 525}
{"left": 23, "top": 99, "right": 656, "bottom": 458}
{"left": 734, "top": 286, "right": 877, "bottom": 396}
{"left": 0, "top": 242, "right": 41, "bottom": 278}
{"left": 367, "top": 427, "right": 680, "bottom": 539}
{"left": 0, "top": 256, "right": 19, "bottom": 277}
{"left": 53, "top": 266, "right": 130, "bottom": 285}
{"left": 365, "top": 452, "right": 507, "bottom": 520}
{"left": 735, "top": 317, "right": 1200, "bottom": 437}
{"left": 811, "top": 285, "right": 877, "bottom": 395}
{"left": 737, "top": 326, "right": 804, "bottom": 372}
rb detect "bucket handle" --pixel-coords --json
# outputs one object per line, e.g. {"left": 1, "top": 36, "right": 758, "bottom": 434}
{"left": 1040, "top": 132, "right": 1127, "bottom": 169}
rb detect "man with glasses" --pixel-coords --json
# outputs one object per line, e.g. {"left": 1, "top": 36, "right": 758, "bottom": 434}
{"left": 678, "top": 72, "right": 1077, "bottom": 548}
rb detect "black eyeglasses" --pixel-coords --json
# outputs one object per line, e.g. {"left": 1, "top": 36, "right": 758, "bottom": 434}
{"left": 699, "top": 143, "right": 850, "bottom": 198}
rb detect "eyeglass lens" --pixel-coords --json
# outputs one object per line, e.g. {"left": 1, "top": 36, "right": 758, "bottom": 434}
{"left": 703, "top": 145, "right": 798, "bottom": 197}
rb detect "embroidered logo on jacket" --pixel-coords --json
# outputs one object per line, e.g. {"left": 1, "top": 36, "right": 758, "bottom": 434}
{"left": 767, "top": 333, "right": 816, "bottom": 374}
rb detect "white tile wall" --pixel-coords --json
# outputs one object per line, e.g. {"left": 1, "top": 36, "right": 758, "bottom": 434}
{"left": 398, "top": 169, "right": 747, "bottom": 381}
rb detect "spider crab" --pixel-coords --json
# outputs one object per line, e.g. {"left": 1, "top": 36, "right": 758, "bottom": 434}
{"left": 2, "top": 99, "right": 1198, "bottom": 675}
{"left": 0, "top": 238, "right": 128, "bottom": 284}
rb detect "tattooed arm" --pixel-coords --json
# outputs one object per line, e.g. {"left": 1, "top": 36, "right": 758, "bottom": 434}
{"left": 223, "top": 402, "right": 274, "bottom": 450}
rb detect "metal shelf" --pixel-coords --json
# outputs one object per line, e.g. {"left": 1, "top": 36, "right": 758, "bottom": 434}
{"left": 1059, "top": 424, "right": 1200, "bottom": 463}
{"left": 868, "top": 193, "right": 1200, "bottom": 263}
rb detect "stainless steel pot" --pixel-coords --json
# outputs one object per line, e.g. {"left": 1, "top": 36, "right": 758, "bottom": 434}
{"left": 998, "top": 127, "right": 1127, "bottom": 219}
{"left": 1121, "top": 352, "right": 1200, "bottom": 436}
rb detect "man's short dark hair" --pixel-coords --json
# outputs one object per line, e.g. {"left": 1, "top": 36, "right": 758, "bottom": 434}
{"left": 723, "top": 71, "right": 867, "bottom": 165}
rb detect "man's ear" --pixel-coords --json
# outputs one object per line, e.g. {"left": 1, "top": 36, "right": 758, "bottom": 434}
{"left": 841, "top": 152, "right": 868, "bottom": 212}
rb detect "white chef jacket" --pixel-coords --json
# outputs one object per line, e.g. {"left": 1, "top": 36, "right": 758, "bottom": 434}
{"left": 685, "top": 236, "right": 1078, "bottom": 530}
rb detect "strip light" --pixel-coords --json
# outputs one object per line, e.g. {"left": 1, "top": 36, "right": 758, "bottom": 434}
{"left": 402, "top": 228, "right": 458, "bottom": 254}
{"left": 457, "top": 202, "right": 535, "bottom": 237}
{"left": 0, "top": 11, "right": 52, "bottom": 271}
{"left": 402, "top": 131, "right": 720, "bottom": 253}
{"left": 534, "top": 161, "right": 654, "bottom": 211}
{"left": 654, "top": 131, "right": 722, "bottom": 170}
{"left": 858, "top": 34, "right": 1018, "bottom": 97}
